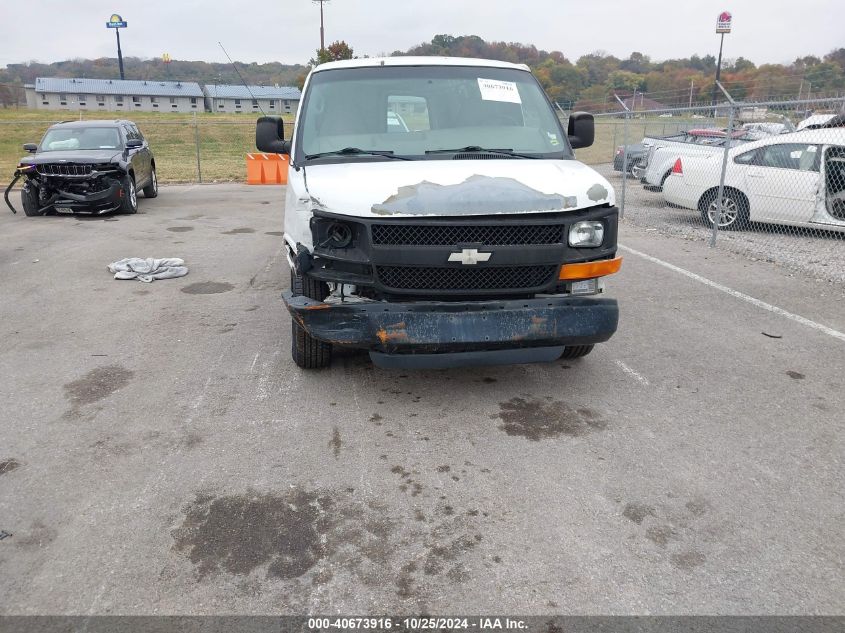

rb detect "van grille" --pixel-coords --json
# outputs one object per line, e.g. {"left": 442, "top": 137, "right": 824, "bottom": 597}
{"left": 376, "top": 265, "right": 556, "bottom": 291}
{"left": 371, "top": 224, "right": 565, "bottom": 246}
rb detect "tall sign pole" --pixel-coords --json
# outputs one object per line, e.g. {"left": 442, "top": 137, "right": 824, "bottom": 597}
{"left": 313, "top": 0, "right": 330, "bottom": 51}
{"left": 106, "top": 14, "right": 128, "bottom": 80}
{"left": 712, "top": 11, "right": 732, "bottom": 111}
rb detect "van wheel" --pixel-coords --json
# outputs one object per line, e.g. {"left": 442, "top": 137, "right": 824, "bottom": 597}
{"left": 290, "top": 271, "right": 332, "bottom": 369}
{"left": 560, "top": 345, "right": 594, "bottom": 360}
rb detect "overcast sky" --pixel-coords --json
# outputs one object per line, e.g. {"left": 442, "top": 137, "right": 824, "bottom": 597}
{"left": 0, "top": 0, "right": 842, "bottom": 68}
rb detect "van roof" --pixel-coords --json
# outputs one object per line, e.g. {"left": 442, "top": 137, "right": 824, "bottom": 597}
{"left": 312, "top": 56, "right": 531, "bottom": 73}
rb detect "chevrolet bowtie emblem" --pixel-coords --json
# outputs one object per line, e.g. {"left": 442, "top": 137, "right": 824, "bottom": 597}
{"left": 448, "top": 248, "right": 492, "bottom": 265}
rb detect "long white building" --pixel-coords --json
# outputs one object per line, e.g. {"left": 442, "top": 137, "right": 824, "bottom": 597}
{"left": 203, "top": 84, "right": 301, "bottom": 115}
{"left": 25, "top": 77, "right": 205, "bottom": 113}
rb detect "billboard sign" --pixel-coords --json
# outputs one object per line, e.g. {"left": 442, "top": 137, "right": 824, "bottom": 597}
{"left": 716, "top": 11, "right": 732, "bottom": 33}
{"left": 106, "top": 14, "right": 128, "bottom": 28}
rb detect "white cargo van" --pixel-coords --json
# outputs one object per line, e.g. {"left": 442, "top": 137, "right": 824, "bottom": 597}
{"left": 256, "top": 57, "right": 622, "bottom": 369}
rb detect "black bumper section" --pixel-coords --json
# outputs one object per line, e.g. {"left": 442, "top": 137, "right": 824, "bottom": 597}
{"left": 57, "top": 181, "right": 123, "bottom": 211}
{"left": 284, "top": 292, "right": 618, "bottom": 366}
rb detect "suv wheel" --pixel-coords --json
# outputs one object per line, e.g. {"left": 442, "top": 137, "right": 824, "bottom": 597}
{"left": 21, "top": 184, "right": 45, "bottom": 217}
{"left": 120, "top": 175, "right": 138, "bottom": 214}
{"left": 142, "top": 167, "right": 158, "bottom": 198}
{"left": 290, "top": 271, "right": 332, "bottom": 369}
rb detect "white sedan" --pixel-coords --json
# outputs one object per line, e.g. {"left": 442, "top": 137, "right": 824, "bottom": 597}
{"left": 662, "top": 128, "right": 845, "bottom": 232}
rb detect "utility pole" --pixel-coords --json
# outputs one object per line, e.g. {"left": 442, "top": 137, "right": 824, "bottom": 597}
{"left": 689, "top": 78, "right": 694, "bottom": 108}
{"left": 313, "top": 0, "right": 331, "bottom": 51}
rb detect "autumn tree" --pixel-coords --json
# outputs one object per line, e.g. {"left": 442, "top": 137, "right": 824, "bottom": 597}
{"left": 312, "top": 41, "right": 354, "bottom": 66}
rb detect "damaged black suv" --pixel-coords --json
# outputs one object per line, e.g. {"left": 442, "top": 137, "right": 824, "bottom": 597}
{"left": 11, "top": 120, "right": 157, "bottom": 216}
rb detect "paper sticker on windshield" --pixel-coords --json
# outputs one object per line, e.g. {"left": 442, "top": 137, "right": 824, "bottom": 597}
{"left": 547, "top": 132, "right": 560, "bottom": 146}
{"left": 478, "top": 78, "right": 522, "bottom": 104}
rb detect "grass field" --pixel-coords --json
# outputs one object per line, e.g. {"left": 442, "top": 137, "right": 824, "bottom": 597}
{"left": 0, "top": 109, "right": 296, "bottom": 185}
{"left": 575, "top": 115, "right": 726, "bottom": 165}
{"left": 1, "top": 107, "right": 717, "bottom": 189}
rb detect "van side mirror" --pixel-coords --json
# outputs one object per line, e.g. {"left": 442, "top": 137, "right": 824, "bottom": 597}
{"left": 256, "top": 116, "right": 289, "bottom": 154}
{"left": 23, "top": 143, "right": 37, "bottom": 153}
{"left": 568, "top": 112, "right": 595, "bottom": 149}
{"left": 126, "top": 139, "right": 143, "bottom": 149}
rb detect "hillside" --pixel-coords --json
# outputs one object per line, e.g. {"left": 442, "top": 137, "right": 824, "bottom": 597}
{"left": 0, "top": 57, "right": 305, "bottom": 90}
{"left": 2, "top": 35, "right": 844, "bottom": 111}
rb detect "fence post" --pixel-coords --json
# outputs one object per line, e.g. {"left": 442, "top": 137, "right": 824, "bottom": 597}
{"left": 711, "top": 83, "right": 736, "bottom": 247}
{"left": 611, "top": 123, "right": 617, "bottom": 164}
{"left": 193, "top": 112, "right": 202, "bottom": 184}
{"left": 613, "top": 94, "right": 631, "bottom": 220}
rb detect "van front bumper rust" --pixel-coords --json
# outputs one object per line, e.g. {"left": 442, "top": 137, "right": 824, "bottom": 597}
{"left": 283, "top": 292, "right": 618, "bottom": 367}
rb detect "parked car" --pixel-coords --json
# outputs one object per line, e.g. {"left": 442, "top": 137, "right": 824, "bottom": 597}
{"left": 13, "top": 119, "right": 157, "bottom": 216}
{"left": 662, "top": 129, "right": 845, "bottom": 231}
{"left": 638, "top": 130, "right": 762, "bottom": 191}
{"left": 613, "top": 141, "right": 650, "bottom": 174}
{"left": 797, "top": 114, "right": 836, "bottom": 131}
{"left": 615, "top": 128, "right": 738, "bottom": 175}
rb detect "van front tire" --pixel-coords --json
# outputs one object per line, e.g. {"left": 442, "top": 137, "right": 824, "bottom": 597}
{"left": 290, "top": 271, "right": 332, "bottom": 369}
{"left": 560, "top": 345, "right": 594, "bottom": 360}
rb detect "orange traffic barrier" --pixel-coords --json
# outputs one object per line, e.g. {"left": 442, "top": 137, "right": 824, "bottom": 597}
{"left": 246, "top": 153, "right": 289, "bottom": 185}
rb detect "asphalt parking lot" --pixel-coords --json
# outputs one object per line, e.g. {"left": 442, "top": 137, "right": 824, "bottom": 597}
{"left": 1, "top": 184, "right": 843, "bottom": 615}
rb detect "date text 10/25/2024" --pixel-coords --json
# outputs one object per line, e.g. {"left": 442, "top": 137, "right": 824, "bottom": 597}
{"left": 307, "top": 618, "right": 528, "bottom": 630}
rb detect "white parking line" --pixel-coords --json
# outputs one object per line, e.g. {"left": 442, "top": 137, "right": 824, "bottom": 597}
{"left": 618, "top": 243, "right": 845, "bottom": 343}
{"left": 615, "top": 360, "right": 650, "bottom": 385}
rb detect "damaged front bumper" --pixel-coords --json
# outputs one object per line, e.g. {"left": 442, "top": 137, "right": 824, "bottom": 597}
{"left": 51, "top": 181, "right": 124, "bottom": 213}
{"left": 283, "top": 292, "right": 619, "bottom": 368}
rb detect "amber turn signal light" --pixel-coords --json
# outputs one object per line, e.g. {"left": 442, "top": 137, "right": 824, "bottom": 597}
{"left": 559, "top": 256, "right": 623, "bottom": 281}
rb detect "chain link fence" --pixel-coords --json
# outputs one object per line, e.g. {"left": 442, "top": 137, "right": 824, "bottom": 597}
{"left": 573, "top": 90, "right": 845, "bottom": 284}
{"left": 0, "top": 112, "right": 294, "bottom": 185}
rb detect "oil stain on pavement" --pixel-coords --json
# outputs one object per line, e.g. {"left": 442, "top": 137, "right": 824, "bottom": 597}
{"left": 167, "top": 226, "right": 194, "bottom": 233}
{"left": 621, "top": 495, "right": 714, "bottom": 571}
{"left": 222, "top": 228, "right": 256, "bottom": 235}
{"left": 0, "top": 459, "right": 21, "bottom": 475}
{"left": 63, "top": 365, "right": 134, "bottom": 417}
{"left": 181, "top": 282, "right": 234, "bottom": 295}
{"left": 171, "top": 485, "right": 488, "bottom": 606}
{"left": 329, "top": 428, "right": 342, "bottom": 458}
{"left": 172, "top": 489, "right": 329, "bottom": 580}
{"left": 495, "top": 397, "right": 607, "bottom": 440}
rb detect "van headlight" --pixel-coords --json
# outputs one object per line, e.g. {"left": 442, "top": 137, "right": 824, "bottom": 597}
{"left": 568, "top": 221, "right": 604, "bottom": 247}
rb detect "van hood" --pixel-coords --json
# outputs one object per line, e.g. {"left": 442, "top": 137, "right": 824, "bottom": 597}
{"left": 302, "top": 159, "right": 615, "bottom": 217}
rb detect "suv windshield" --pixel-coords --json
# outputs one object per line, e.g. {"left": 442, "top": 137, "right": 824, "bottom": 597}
{"left": 296, "top": 65, "right": 573, "bottom": 162}
{"left": 40, "top": 127, "right": 122, "bottom": 152}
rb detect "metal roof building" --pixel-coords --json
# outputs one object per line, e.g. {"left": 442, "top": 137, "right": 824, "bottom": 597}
{"left": 203, "top": 84, "right": 301, "bottom": 114}
{"left": 26, "top": 77, "right": 204, "bottom": 113}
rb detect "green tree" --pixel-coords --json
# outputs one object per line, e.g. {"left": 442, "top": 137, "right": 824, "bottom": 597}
{"left": 311, "top": 40, "right": 354, "bottom": 66}
{"left": 606, "top": 70, "right": 644, "bottom": 92}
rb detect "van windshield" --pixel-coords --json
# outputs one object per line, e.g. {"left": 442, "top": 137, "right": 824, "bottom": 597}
{"left": 296, "top": 65, "right": 573, "bottom": 162}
